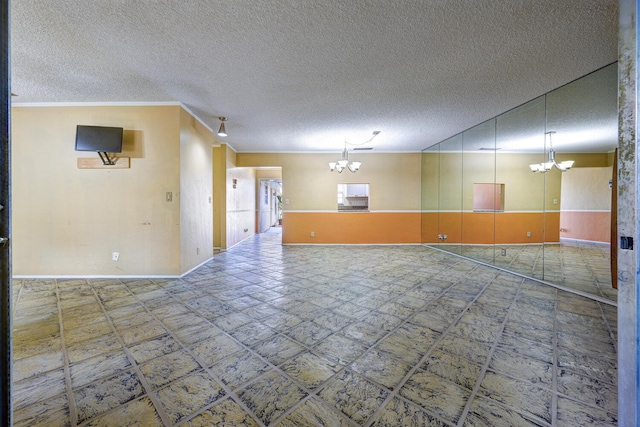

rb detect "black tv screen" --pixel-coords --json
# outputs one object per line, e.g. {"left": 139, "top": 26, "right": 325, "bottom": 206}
{"left": 75, "top": 125, "right": 123, "bottom": 153}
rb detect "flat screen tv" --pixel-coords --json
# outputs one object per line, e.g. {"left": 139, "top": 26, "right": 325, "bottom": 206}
{"left": 75, "top": 125, "right": 123, "bottom": 153}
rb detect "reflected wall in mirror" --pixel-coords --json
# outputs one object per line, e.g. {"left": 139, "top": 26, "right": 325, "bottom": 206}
{"left": 338, "top": 183, "right": 369, "bottom": 211}
{"left": 421, "top": 63, "right": 617, "bottom": 302}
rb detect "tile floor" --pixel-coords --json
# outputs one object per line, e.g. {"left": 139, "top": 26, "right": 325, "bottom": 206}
{"left": 12, "top": 232, "right": 617, "bottom": 426}
{"left": 439, "top": 240, "right": 616, "bottom": 302}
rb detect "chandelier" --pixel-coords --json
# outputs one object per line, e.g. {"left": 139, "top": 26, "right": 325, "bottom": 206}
{"left": 329, "top": 131, "right": 380, "bottom": 173}
{"left": 529, "top": 131, "right": 574, "bottom": 173}
{"left": 329, "top": 142, "right": 361, "bottom": 173}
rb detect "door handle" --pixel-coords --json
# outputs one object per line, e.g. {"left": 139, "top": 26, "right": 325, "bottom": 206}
{"left": 0, "top": 237, "right": 8, "bottom": 247}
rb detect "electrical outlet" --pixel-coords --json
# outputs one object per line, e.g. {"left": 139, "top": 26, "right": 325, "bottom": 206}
{"left": 310, "top": 231, "right": 315, "bottom": 237}
{"left": 526, "top": 231, "right": 531, "bottom": 237}
{"left": 112, "top": 252, "right": 120, "bottom": 261}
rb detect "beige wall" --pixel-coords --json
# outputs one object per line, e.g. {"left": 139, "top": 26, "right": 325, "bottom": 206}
{"left": 423, "top": 151, "right": 612, "bottom": 212}
{"left": 12, "top": 104, "right": 212, "bottom": 276}
{"left": 179, "top": 108, "right": 214, "bottom": 271}
{"left": 559, "top": 166, "right": 613, "bottom": 242}
{"left": 212, "top": 145, "right": 227, "bottom": 250}
{"left": 237, "top": 152, "right": 421, "bottom": 211}
{"left": 561, "top": 166, "right": 613, "bottom": 211}
{"left": 235, "top": 152, "right": 422, "bottom": 244}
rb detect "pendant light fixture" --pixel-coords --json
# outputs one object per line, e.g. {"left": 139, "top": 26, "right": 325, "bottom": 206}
{"left": 329, "top": 142, "right": 361, "bottom": 173}
{"left": 328, "top": 131, "right": 380, "bottom": 173}
{"left": 529, "top": 131, "right": 574, "bottom": 173}
{"left": 217, "top": 117, "right": 227, "bottom": 137}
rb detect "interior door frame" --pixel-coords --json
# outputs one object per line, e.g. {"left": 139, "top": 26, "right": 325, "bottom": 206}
{"left": 1, "top": 0, "right": 12, "bottom": 424}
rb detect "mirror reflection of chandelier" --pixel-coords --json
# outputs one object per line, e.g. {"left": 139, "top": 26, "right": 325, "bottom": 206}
{"left": 329, "top": 131, "right": 380, "bottom": 173}
{"left": 529, "top": 131, "right": 575, "bottom": 173}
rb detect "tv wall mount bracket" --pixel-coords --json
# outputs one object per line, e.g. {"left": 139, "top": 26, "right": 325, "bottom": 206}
{"left": 98, "top": 152, "right": 116, "bottom": 166}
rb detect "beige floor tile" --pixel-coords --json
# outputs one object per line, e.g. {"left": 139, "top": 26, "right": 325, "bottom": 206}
{"left": 119, "top": 320, "right": 167, "bottom": 346}
{"left": 557, "top": 369, "right": 617, "bottom": 413}
{"left": 185, "top": 398, "right": 259, "bottom": 426}
{"left": 421, "top": 350, "right": 482, "bottom": 391}
{"left": 190, "top": 334, "right": 244, "bottom": 366}
{"left": 556, "top": 396, "right": 617, "bottom": 427}
{"left": 126, "top": 334, "right": 182, "bottom": 365}
{"left": 209, "top": 349, "right": 271, "bottom": 391}
{"left": 238, "top": 370, "right": 308, "bottom": 425}
{"left": 278, "top": 396, "right": 354, "bottom": 426}
{"left": 74, "top": 369, "right": 145, "bottom": 423}
{"left": 154, "top": 370, "right": 225, "bottom": 424}
{"left": 13, "top": 369, "right": 67, "bottom": 411}
{"left": 400, "top": 370, "right": 471, "bottom": 424}
{"left": 69, "top": 351, "right": 132, "bottom": 388}
{"left": 139, "top": 349, "right": 202, "bottom": 390}
{"left": 66, "top": 333, "right": 122, "bottom": 364}
{"left": 465, "top": 396, "right": 548, "bottom": 426}
{"left": 12, "top": 350, "right": 64, "bottom": 382}
{"left": 63, "top": 321, "right": 113, "bottom": 346}
{"left": 12, "top": 333, "right": 62, "bottom": 361}
{"left": 478, "top": 371, "right": 552, "bottom": 424}
{"left": 280, "top": 351, "right": 340, "bottom": 390}
{"left": 351, "top": 349, "right": 412, "bottom": 391}
{"left": 160, "top": 311, "right": 206, "bottom": 331}
{"left": 61, "top": 303, "right": 106, "bottom": 328}
{"left": 312, "top": 333, "right": 369, "bottom": 366}
{"left": 319, "top": 369, "right": 389, "bottom": 424}
{"left": 228, "top": 320, "right": 278, "bottom": 346}
{"left": 370, "top": 396, "right": 448, "bottom": 427}
{"left": 375, "top": 324, "right": 439, "bottom": 366}
{"left": 488, "top": 348, "right": 553, "bottom": 387}
{"left": 285, "top": 321, "right": 333, "bottom": 347}
{"left": 252, "top": 334, "right": 306, "bottom": 366}
{"left": 172, "top": 321, "right": 224, "bottom": 346}
{"left": 12, "top": 393, "right": 71, "bottom": 427}
{"left": 82, "top": 396, "right": 164, "bottom": 427}
{"left": 341, "top": 320, "right": 388, "bottom": 347}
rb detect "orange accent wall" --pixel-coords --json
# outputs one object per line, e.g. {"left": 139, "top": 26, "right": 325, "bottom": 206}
{"left": 560, "top": 211, "right": 611, "bottom": 243}
{"left": 544, "top": 212, "right": 560, "bottom": 243}
{"left": 421, "top": 211, "right": 560, "bottom": 244}
{"left": 283, "top": 212, "right": 421, "bottom": 244}
{"left": 421, "top": 212, "right": 439, "bottom": 244}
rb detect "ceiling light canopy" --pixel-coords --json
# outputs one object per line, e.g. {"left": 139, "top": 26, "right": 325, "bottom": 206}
{"left": 529, "top": 131, "right": 575, "bottom": 173}
{"left": 217, "top": 117, "right": 227, "bottom": 137}
{"left": 329, "top": 131, "right": 380, "bottom": 173}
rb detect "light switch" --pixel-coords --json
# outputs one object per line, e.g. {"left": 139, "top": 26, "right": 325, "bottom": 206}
{"left": 166, "top": 192, "right": 173, "bottom": 202}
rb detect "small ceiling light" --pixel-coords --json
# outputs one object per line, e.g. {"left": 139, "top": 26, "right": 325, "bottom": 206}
{"left": 217, "top": 117, "right": 227, "bottom": 137}
{"left": 529, "top": 131, "right": 574, "bottom": 173}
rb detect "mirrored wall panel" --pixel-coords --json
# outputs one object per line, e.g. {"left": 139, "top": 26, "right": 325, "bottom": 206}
{"left": 422, "top": 63, "right": 617, "bottom": 301}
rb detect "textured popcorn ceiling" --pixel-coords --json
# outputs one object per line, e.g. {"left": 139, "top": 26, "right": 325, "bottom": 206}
{"left": 10, "top": 1, "right": 618, "bottom": 153}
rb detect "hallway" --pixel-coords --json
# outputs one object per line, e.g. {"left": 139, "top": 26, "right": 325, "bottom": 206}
{"left": 12, "top": 233, "right": 617, "bottom": 426}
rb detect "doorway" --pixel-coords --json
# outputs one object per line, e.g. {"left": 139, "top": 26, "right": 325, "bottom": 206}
{"left": 258, "top": 179, "right": 282, "bottom": 233}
